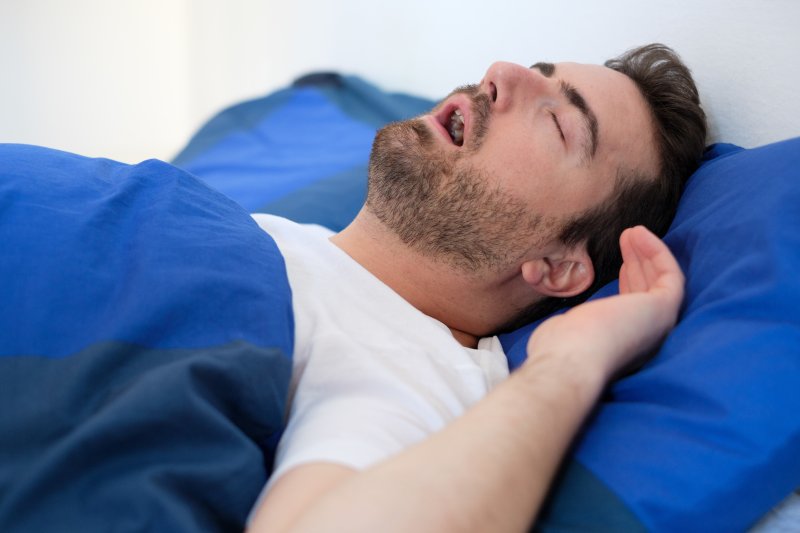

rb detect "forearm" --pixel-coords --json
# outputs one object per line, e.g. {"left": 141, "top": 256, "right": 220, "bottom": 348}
{"left": 282, "top": 352, "right": 607, "bottom": 533}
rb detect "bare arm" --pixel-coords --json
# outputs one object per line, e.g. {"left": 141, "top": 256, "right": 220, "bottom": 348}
{"left": 250, "top": 225, "right": 684, "bottom": 533}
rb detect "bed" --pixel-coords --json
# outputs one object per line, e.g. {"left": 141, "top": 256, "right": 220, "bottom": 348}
{"left": 173, "top": 72, "right": 800, "bottom": 532}
{"left": 2, "top": 65, "right": 797, "bottom": 531}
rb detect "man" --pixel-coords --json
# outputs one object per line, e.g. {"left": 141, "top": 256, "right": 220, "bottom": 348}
{"left": 249, "top": 44, "right": 706, "bottom": 531}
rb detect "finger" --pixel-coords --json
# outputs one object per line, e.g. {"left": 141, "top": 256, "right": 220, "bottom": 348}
{"left": 628, "top": 226, "right": 684, "bottom": 298}
{"left": 640, "top": 246, "right": 660, "bottom": 287}
{"left": 618, "top": 262, "right": 630, "bottom": 294}
{"left": 628, "top": 226, "right": 680, "bottom": 274}
{"left": 629, "top": 227, "right": 683, "bottom": 275}
{"left": 619, "top": 228, "right": 648, "bottom": 293}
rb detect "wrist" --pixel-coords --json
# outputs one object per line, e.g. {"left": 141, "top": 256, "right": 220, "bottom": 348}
{"left": 518, "top": 348, "right": 609, "bottom": 408}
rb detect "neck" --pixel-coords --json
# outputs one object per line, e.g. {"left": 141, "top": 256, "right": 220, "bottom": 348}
{"left": 330, "top": 209, "right": 530, "bottom": 348}
{"left": 449, "top": 328, "right": 481, "bottom": 349}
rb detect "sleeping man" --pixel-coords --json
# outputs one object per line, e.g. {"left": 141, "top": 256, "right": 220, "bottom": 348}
{"left": 249, "top": 44, "right": 707, "bottom": 531}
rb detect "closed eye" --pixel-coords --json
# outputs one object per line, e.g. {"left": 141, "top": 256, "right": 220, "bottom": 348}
{"left": 549, "top": 111, "right": 565, "bottom": 143}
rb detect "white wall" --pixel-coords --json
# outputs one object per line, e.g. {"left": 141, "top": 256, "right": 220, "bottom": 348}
{"left": 0, "top": 0, "right": 193, "bottom": 163}
{"left": 1, "top": 0, "right": 798, "bottom": 163}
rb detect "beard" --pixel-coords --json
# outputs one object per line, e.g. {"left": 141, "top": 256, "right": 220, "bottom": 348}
{"left": 365, "top": 85, "right": 559, "bottom": 275}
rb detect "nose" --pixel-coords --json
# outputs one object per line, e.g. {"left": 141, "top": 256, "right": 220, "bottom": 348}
{"left": 481, "top": 61, "right": 554, "bottom": 113}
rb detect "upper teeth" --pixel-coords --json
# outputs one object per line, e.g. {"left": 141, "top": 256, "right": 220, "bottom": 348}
{"left": 448, "top": 109, "right": 464, "bottom": 146}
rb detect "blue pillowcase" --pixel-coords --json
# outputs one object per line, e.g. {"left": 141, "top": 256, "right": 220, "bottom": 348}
{"left": 503, "top": 139, "right": 800, "bottom": 531}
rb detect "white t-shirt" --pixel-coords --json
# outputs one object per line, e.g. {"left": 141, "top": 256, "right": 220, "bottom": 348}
{"left": 252, "top": 214, "right": 509, "bottom": 486}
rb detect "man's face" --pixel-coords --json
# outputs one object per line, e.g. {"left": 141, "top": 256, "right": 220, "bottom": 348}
{"left": 366, "top": 60, "right": 657, "bottom": 275}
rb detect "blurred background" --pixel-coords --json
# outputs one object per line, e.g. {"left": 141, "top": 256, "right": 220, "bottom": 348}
{"left": 1, "top": 0, "right": 798, "bottom": 163}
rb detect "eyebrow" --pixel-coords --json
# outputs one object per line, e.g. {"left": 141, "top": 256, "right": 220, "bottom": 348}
{"left": 530, "top": 62, "right": 599, "bottom": 162}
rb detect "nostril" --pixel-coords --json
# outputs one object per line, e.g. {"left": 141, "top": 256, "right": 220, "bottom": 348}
{"left": 489, "top": 82, "right": 497, "bottom": 102}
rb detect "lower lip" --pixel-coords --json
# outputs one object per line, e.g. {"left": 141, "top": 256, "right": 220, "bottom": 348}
{"left": 426, "top": 115, "right": 455, "bottom": 145}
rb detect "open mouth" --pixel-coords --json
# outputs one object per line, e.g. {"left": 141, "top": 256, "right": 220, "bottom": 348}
{"left": 446, "top": 109, "right": 465, "bottom": 146}
{"left": 433, "top": 100, "right": 469, "bottom": 147}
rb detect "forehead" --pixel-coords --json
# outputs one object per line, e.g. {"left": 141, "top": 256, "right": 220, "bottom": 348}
{"left": 553, "top": 61, "right": 657, "bottom": 177}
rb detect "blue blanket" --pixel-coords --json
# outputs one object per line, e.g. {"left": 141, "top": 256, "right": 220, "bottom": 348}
{"left": 0, "top": 145, "right": 294, "bottom": 531}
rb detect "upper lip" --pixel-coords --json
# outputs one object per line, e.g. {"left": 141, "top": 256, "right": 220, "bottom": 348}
{"left": 431, "top": 93, "right": 473, "bottom": 148}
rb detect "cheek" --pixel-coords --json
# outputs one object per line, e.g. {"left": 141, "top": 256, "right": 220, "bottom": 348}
{"left": 474, "top": 136, "right": 556, "bottom": 186}
{"left": 473, "top": 143, "right": 565, "bottom": 207}
{"left": 468, "top": 121, "right": 614, "bottom": 217}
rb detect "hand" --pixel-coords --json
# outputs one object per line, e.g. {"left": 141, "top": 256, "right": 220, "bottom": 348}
{"left": 525, "top": 226, "right": 684, "bottom": 382}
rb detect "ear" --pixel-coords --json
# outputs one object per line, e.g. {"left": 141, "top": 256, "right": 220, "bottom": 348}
{"left": 520, "top": 246, "right": 594, "bottom": 298}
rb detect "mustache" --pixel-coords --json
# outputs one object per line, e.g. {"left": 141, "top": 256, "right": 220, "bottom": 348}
{"left": 446, "top": 83, "right": 481, "bottom": 99}
{"left": 443, "top": 84, "right": 492, "bottom": 150}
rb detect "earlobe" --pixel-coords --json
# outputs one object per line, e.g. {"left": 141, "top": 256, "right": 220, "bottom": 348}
{"left": 521, "top": 249, "right": 594, "bottom": 298}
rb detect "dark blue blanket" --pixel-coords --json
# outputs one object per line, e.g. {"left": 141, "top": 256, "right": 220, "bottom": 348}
{"left": 0, "top": 145, "right": 294, "bottom": 531}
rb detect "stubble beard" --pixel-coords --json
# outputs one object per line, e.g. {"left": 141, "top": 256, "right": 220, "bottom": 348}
{"left": 365, "top": 87, "right": 559, "bottom": 275}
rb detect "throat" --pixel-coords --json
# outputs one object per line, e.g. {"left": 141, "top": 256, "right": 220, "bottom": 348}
{"left": 332, "top": 210, "right": 483, "bottom": 350}
{"left": 450, "top": 327, "right": 479, "bottom": 349}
